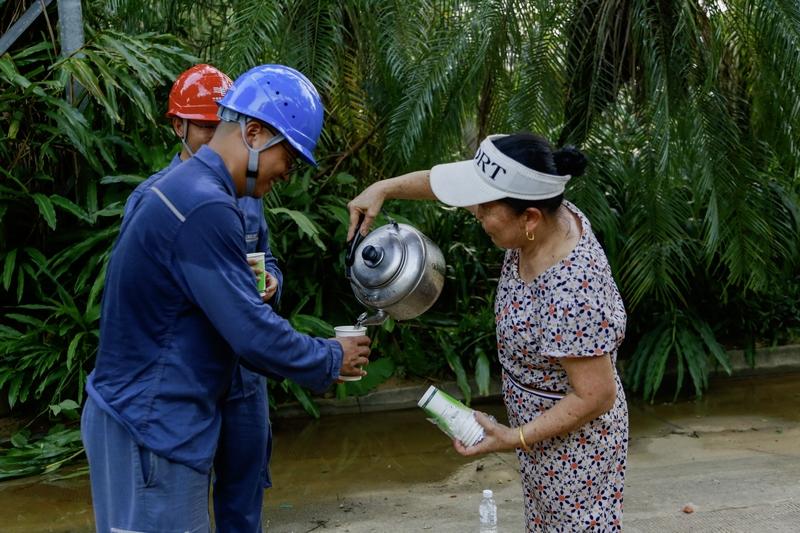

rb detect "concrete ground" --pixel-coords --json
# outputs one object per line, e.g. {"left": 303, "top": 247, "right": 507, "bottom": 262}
{"left": 1, "top": 373, "right": 798, "bottom": 532}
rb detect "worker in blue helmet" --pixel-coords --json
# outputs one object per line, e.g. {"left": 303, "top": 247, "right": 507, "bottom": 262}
{"left": 82, "top": 65, "right": 369, "bottom": 533}
{"left": 121, "top": 64, "right": 286, "bottom": 532}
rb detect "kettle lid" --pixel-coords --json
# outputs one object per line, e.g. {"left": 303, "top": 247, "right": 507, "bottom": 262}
{"left": 351, "top": 227, "right": 405, "bottom": 288}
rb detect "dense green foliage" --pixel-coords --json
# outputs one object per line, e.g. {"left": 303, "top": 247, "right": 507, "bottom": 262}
{"left": 0, "top": 27, "right": 192, "bottom": 413}
{"left": 1, "top": 0, "right": 799, "bottom": 446}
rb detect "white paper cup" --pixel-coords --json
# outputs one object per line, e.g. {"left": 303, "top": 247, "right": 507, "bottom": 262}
{"left": 247, "top": 252, "right": 266, "bottom": 294}
{"left": 334, "top": 325, "right": 367, "bottom": 337}
{"left": 335, "top": 325, "right": 367, "bottom": 381}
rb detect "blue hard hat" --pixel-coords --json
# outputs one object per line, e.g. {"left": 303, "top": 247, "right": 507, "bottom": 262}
{"left": 217, "top": 64, "right": 324, "bottom": 166}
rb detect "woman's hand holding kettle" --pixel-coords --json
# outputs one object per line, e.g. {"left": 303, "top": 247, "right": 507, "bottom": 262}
{"left": 347, "top": 183, "right": 387, "bottom": 241}
{"left": 346, "top": 169, "right": 437, "bottom": 241}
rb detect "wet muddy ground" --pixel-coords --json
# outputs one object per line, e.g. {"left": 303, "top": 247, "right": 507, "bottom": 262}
{"left": 1, "top": 373, "right": 799, "bottom": 532}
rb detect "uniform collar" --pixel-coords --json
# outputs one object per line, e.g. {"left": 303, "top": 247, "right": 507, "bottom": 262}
{"left": 167, "top": 153, "right": 182, "bottom": 171}
{"left": 194, "top": 145, "right": 237, "bottom": 198}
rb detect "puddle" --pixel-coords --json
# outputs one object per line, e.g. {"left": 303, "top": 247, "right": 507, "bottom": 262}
{"left": 0, "top": 469, "right": 93, "bottom": 533}
{"left": 1, "top": 373, "right": 798, "bottom": 532}
{"left": 627, "top": 371, "right": 800, "bottom": 438}
{"left": 263, "top": 402, "right": 510, "bottom": 508}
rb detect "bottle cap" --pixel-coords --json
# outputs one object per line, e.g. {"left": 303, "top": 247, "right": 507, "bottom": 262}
{"left": 483, "top": 489, "right": 493, "bottom": 498}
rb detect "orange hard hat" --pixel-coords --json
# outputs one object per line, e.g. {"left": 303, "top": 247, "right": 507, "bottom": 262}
{"left": 166, "top": 64, "right": 233, "bottom": 121}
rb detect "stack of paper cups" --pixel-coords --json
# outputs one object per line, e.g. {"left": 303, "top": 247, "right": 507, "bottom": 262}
{"left": 417, "top": 385, "right": 484, "bottom": 447}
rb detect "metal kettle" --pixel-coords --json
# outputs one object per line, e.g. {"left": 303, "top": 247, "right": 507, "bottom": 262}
{"left": 345, "top": 219, "right": 446, "bottom": 325}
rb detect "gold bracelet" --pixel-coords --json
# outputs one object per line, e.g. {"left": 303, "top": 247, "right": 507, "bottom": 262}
{"left": 518, "top": 425, "right": 531, "bottom": 453}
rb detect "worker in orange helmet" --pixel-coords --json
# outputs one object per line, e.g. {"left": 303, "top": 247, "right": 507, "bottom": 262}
{"left": 166, "top": 63, "right": 231, "bottom": 157}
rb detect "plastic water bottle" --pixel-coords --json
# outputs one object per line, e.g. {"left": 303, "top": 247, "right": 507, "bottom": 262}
{"left": 479, "top": 489, "right": 497, "bottom": 532}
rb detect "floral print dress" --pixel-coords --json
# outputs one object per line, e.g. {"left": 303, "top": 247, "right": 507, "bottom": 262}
{"left": 495, "top": 201, "right": 628, "bottom": 532}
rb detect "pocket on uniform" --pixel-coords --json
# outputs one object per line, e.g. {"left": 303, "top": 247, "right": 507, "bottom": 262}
{"left": 262, "top": 423, "right": 273, "bottom": 489}
{"left": 137, "top": 445, "right": 157, "bottom": 487}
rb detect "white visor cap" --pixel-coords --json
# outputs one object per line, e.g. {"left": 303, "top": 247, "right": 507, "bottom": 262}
{"left": 430, "top": 134, "right": 571, "bottom": 207}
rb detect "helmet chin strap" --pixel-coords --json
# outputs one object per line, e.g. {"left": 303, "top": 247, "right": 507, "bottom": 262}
{"left": 238, "top": 120, "right": 285, "bottom": 196}
{"left": 180, "top": 118, "right": 195, "bottom": 158}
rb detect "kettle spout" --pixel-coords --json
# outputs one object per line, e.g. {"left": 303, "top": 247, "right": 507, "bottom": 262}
{"left": 356, "top": 309, "right": 388, "bottom": 327}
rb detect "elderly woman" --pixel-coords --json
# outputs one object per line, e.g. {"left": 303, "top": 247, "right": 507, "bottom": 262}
{"left": 347, "top": 133, "right": 628, "bottom": 531}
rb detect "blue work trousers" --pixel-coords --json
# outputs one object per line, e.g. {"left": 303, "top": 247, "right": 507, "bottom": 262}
{"left": 212, "top": 381, "right": 271, "bottom": 533}
{"left": 81, "top": 397, "right": 211, "bottom": 533}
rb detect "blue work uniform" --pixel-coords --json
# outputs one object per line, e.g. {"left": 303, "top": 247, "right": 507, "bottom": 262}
{"left": 122, "top": 153, "right": 182, "bottom": 218}
{"left": 123, "top": 154, "right": 282, "bottom": 531}
{"left": 82, "top": 146, "right": 342, "bottom": 532}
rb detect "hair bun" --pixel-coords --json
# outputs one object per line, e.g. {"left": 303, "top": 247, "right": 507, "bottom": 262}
{"left": 553, "top": 145, "right": 588, "bottom": 177}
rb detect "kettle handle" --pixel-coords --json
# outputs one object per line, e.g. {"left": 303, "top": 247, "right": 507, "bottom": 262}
{"left": 345, "top": 215, "right": 366, "bottom": 280}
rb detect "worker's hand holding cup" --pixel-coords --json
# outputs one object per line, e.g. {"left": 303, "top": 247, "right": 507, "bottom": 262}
{"left": 247, "top": 252, "right": 273, "bottom": 300}
{"left": 334, "top": 325, "right": 370, "bottom": 381}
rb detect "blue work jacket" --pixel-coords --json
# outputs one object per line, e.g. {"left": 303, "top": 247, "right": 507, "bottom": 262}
{"left": 123, "top": 154, "right": 283, "bottom": 400}
{"left": 87, "top": 146, "right": 342, "bottom": 473}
